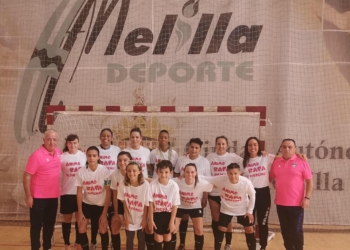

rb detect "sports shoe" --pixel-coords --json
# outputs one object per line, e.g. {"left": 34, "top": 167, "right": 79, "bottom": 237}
{"left": 178, "top": 244, "right": 185, "bottom": 250}
{"left": 224, "top": 244, "right": 231, "bottom": 250}
{"left": 89, "top": 244, "right": 97, "bottom": 250}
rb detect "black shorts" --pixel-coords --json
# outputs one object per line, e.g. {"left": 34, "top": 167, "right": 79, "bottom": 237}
{"left": 218, "top": 212, "right": 254, "bottom": 228}
{"left": 60, "top": 195, "right": 78, "bottom": 214}
{"left": 82, "top": 202, "right": 104, "bottom": 219}
{"left": 176, "top": 208, "right": 203, "bottom": 218}
{"left": 117, "top": 199, "right": 124, "bottom": 215}
{"left": 153, "top": 212, "right": 171, "bottom": 235}
{"left": 208, "top": 195, "right": 221, "bottom": 205}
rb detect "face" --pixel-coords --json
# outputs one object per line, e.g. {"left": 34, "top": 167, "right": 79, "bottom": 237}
{"left": 280, "top": 140, "right": 296, "bottom": 159}
{"left": 100, "top": 130, "right": 112, "bottom": 147}
{"left": 189, "top": 143, "right": 201, "bottom": 158}
{"left": 157, "top": 167, "right": 172, "bottom": 181}
{"left": 158, "top": 132, "right": 169, "bottom": 149}
{"left": 118, "top": 154, "right": 130, "bottom": 171}
{"left": 247, "top": 139, "right": 259, "bottom": 157}
{"left": 184, "top": 166, "right": 197, "bottom": 181}
{"left": 227, "top": 168, "right": 241, "bottom": 183}
{"left": 43, "top": 131, "right": 58, "bottom": 152}
{"left": 215, "top": 138, "right": 228, "bottom": 155}
{"left": 130, "top": 132, "right": 142, "bottom": 148}
{"left": 86, "top": 149, "right": 100, "bottom": 166}
{"left": 127, "top": 164, "right": 141, "bottom": 182}
{"left": 66, "top": 139, "right": 79, "bottom": 154}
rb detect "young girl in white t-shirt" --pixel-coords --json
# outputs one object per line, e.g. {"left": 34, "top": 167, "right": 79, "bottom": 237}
{"left": 206, "top": 136, "right": 243, "bottom": 250}
{"left": 202, "top": 163, "right": 256, "bottom": 250}
{"left": 76, "top": 146, "right": 111, "bottom": 250}
{"left": 173, "top": 163, "right": 213, "bottom": 250}
{"left": 60, "top": 134, "right": 86, "bottom": 250}
{"left": 148, "top": 160, "right": 181, "bottom": 250}
{"left": 110, "top": 151, "right": 132, "bottom": 250}
{"left": 118, "top": 161, "right": 150, "bottom": 250}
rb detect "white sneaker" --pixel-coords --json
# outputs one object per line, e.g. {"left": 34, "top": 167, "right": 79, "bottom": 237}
{"left": 89, "top": 244, "right": 97, "bottom": 250}
{"left": 224, "top": 244, "right": 231, "bottom": 250}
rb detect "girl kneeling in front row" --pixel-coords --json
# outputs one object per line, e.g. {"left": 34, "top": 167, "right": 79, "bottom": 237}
{"left": 76, "top": 146, "right": 111, "bottom": 250}
{"left": 202, "top": 163, "right": 256, "bottom": 250}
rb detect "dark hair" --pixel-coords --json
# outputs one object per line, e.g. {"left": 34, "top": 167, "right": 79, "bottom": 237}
{"left": 243, "top": 137, "right": 262, "bottom": 168}
{"left": 86, "top": 146, "right": 102, "bottom": 167}
{"left": 130, "top": 127, "right": 142, "bottom": 137}
{"left": 227, "top": 163, "right": 241, "bottom": 171}
{"left": 158, "top": 130, "right": 173, "bottom": 161}
{"left": 276, "top": 138, "right": 297, "bottom": 155}
{"left": 100, "top": 128, "right": 114, "bottom": 145}
{"left": 156, "top": 160, "right": 173, "bottom": 172}
{"left": 63, "top": 134, "right": 79, "bottom": 152}
{"left": 118, "top": 151, "right": 132, "bottom": 160}
{"left": 124, "top": 161, "right": 145, "bottom": 186}
{"left": 215, "top": 136, "right": 228, "bottom": 145}
{"left": 189, "top": 138, "right": 203, "bottom": 148}
{"left": 184, "top": 163, "right": 199, "bottom": 187}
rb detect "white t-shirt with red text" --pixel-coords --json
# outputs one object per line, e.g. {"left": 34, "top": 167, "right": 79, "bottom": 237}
{"left": 60, "top": 150, "right": 86, "bottom": 195}
{"left": 110, "top": 169, "right": 125, "bottom": 191}
{"left": 150, "top": 148, "right": 178, "bottom": 179}
{"left": 173, "top": 177, "right": 213, "bottom": 209}
{"left": 174, "top": 155, "right": 211, "bottom": 177}
{"left": 97, "top": 145, "right": 121, "bottom": 174}
{"left": 148, "top": 179, "right": 181, "bottom": 213}
{"left": 203, "top": 175, "right": 256, "bottom": 216}
{"left": 117, "top": 181, "right": 150, "bottom": 231}
{"left": 243, "top": 154, "right": 274, "bottom": 188}
{"left": 206, "top": 152, "right": 243, "bottom": 196}
{"left": 124, "top": 146, "right": 150, "bottom": 178}
{"left": 76, "top": 164, "right": 111, "bottom": 206}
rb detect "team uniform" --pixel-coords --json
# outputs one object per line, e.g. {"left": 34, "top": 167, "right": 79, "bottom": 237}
{"left": 110, "top": 169, "right": 126, "bottom": 215}
{"left": 76, "top": 164, "right": 111, "bottom": 248}
{"left": 97, "top": 145, "right": 121, "bottom": 174}
{"left": 206, "top": 152, "right": 243, "bottom": 204}
{"left": 60, "top": 150, "right": 86, "bottom": 214}
{"left": 243, "top": 154, "right": 274, "bottom": 249}
{"left": 148, "top": 178, "right": 181, "bottom": 235}
{"left": 124, "top": 146, "right": 150, "bottom": 178}
{"left": 173, "top": 177, "right": 213, "bottom": 218}
{"left": 150, "top": 148, "right": 178, "bottom": 179}
{"left": 174, "top": 155, "right": 211, "bottom": 177}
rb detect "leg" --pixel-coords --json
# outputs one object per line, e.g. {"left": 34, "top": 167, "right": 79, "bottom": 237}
{"left": 137, "top": 229, "right": 145, "bottom": 250}
{"left": 244, "top": 226, "right": 256, "bottom": 250}
{"left": 208, "top": 196, "right": 220, "bottom": 247}
{"left": 256, "top": 187, "right": 271, "bottom": 249}
{"left": 277, "top": 205, "right": 294, "bottom": 250}
{"left": 225, "top": 222, "right": 233, "bottom": 248}
{"left": 30, "top": 198, "right": 46, "bottom": 250}
{"left": 78, "top": 218, "right": 89, "bottom": 250}
{"left": 62, "top": 214, "right": 73, "bottom": 246}
{"left": 42, "top": 198, "right": 58, "bottom": 250}
{"left": 145, "top": 222, "right": 155, "bottom": 250}
{"left": 98, "top": 208, "right": 109, "bottom": 250}
{"left": 192, "top": 217, "right": 204, "bottom": 250}
{"left": 154, "top": 233, "right": 164, "bottom": 250}
{"left": 216, "top": 213, "right": 232, "bottom": 250}
{"left": 288, "top": 206, "right": 304, "bottom": 250}
{"left": 125, "top": 230, "right": 135, "bottom": 250}
{"left": 179, "top": 214, "right": 189, "bottom": 248}
{"left": 111, "top": 214, "right": 123, "bottom": 250}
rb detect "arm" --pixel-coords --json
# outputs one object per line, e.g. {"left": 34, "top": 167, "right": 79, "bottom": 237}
{"left": 112, "top": 189, "right": 119, "bottom": 215}
{"left": 302, "top": 178, "right": 313, "bottom": 208}
{"left": 148, "top": 202, "right": 156, "bottom": 232}
{"left": 201, "top": 192, "right": 208, "bottom": 208}
{"left": 173, "top": 172, "right": 180, "bottom": 178}
{"left": 296, "top": 153, "right": 308, "bottom": 161}
{"left": 99, "top": 186, "right": 111, "bottom": 227}
{"left": 76, "top": 186, "right": 85, "bottom": 226}
{"left": 123, "top": 200, "right": 131, "bottom": 230}
{"left": 244, "top": 181, "right": 256, "bottom": 223}
{"left": 141, "top": 206, "right": 148, "bottom": 231}
{"left": 168, "top": 206, "right": 178, "bottom": 233}
{"left": 23, "top": 172, "right": 33, "bottom": 208}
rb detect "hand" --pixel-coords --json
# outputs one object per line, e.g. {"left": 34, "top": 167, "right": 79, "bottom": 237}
{"left": 149, "top": 220, "right": 156, "bottom": 232}
{"left": 301, "top": 198, "right": 310, "bottom": 208}
{"left": 296, "top": 153, "right": 308, "bottom": 161}
{"left": 261, "top": 151, "right": 269, "bottom": 156}
{"left": 99, "top": 213, "right": 108, "bottom": 229}
{"left": 168, "top": 222, "right": 176, "bottom": 233}
{"left": 76, "top": 212, "right": 86, "bottom": 227}
{"left": 178, "top": 175, "right": 185, "bottom": 180}
{"left": 244, "top": 213, "right": 254, "bottom": 224}
{"left": 141, "top": 218, "right": 147, "bottom": 231}
{"left": 25, "top": 195, "right": 33, "bottom": 208}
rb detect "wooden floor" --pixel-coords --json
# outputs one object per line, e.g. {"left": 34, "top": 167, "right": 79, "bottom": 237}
{"left": 0, "top": 226, "right": 349, "bottom": 250}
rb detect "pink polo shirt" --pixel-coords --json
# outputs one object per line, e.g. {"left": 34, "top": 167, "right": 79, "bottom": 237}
{"left": 25, "top": 145, "right": 62, "bottom": 198}
{"left": 269, "top": 155, "right": 312, "bottom": 206}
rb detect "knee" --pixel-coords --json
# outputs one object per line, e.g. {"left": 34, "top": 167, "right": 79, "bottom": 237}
{"left": 218, "top": 226, "right": 227, "bottom": 232}
{"left": 244, "top": 226, "right": 254, "bottom": 234}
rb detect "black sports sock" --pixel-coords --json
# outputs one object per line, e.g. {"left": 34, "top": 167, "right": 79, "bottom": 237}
{"left": 194, "top": 234, "right": 204, "bottom": 250}
{"left": 215, "top": 230, "right": 224, "bottom": 250}
{"left": 225, "top": 231, "right": 232, "bottom": 245}
{"left": 154, "top": 241, "right": 163, "bottom": 250}
{"left": 171, "top": 233, "right": 177, "bottom": 250}
{"left": 163, "top": 240, "right": 172, "bottom": 250}
{"left": 179, "top": 220, "right": 189, "bottom": 245}
{"left": 100, "top": 232, "right": 109, "bottom": 250}
{"left": 245, "top": 232, "right": 256, "bottom": 250}
{"left": 111, "top": 233, "right": 121, "bottom": 250}
{"left": 145, "top": 233, "right": 155, "bottom": 250}
{"left": 74, "top": 222, "right": 80, "bottom": 244}
{"left": 62, "top": 222, "right": 71, "bottom": 245}
{"left": 211, "top": 220, "right": 219, "bottom": 241}
{"left": 79, "top": 232, "right": 89, "bottom": 250}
